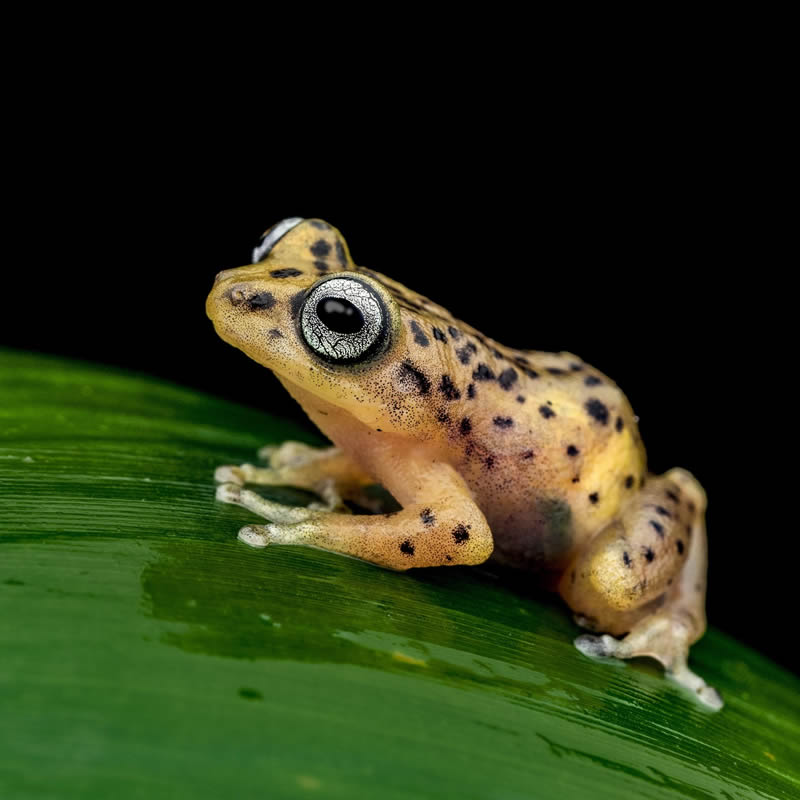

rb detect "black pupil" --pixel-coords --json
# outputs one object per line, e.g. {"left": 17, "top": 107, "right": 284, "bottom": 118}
{"left": 317, "top": 297, "right": 364, "bottom": 334}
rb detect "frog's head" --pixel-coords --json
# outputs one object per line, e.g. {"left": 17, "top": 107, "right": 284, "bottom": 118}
{"left": 207, "top": 218, "right": 462, "bottom": 438}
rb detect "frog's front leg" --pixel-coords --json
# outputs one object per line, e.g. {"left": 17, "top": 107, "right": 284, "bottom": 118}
{"left": 216, "top": 456, "right": 493, "bottom": 570}
{"left": 561, "top": 468, "right": 723, "bottom": 710}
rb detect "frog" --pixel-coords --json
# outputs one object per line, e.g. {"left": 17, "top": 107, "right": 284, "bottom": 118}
{"left": 206, "top": 217, "right": 722, "bottom": 710}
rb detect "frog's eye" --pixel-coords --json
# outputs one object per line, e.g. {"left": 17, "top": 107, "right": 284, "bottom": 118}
{"left": 299, "top": 276, "right": 389, "bottom": 364}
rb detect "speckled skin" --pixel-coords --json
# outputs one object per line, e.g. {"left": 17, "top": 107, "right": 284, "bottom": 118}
{"left": 207, "top": 218, "right": 722, "bottom": 709}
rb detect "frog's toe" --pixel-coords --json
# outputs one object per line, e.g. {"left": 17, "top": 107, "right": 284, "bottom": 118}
{"left": 216, "top": 481, "right": 243, "bottom": 504}
{"left": 257, "top": 445, "right": 277, "bottom": 462}
{"left": 238, "top": 521, "right": 316, "bottom": 549}
{"left": 238, "top": 525, "right": 271, "bottom": 548}
{"left": 217, "top": 483, "right": 321, "bottom": 524}
{"left": 215, "top": 465, "right": 246, "bottom": 485}
{"left": 574, "top": 633, "right": 619, "bottom": 658}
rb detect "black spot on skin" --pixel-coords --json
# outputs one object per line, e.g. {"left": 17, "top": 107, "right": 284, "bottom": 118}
{"left": 310, "top": 220, "right": 330, "bottom": 230}
{"left": 246, "top": 292, "right": 277, "bottom": 311}
{"left": 654, "top": 505, "right": 671, "bottom": 518}
{"left": 485, "top": 455, "right": 495, "bottom": 469}
{"left": 268, "top": 329, "right": 284, "bottom": 339}
{"left": 567, "top": 445, "right": 580, "bottom": 457}
{"left": 439, "top": 375, "right": 461, "bottom": 401}
{"left": 644, "top": 547, "right": 655, "bottom": 563}
{"left": 410, "top": 320, "right": 430, "bottom": 347}
{"left": 433, "top": 327, "right": 447, "bottom": 342}
{"left": 467, "top": 342, "right": 478, "bottom": 353}
{"left": 572, "top": 476, "right": 580, "bottom": 483}
{"left": 615, "top": 416, "right": 624, "bottom": 432}
{"left": 665, "top": 490, "right": 680, "bottom": 503}
{"left": 473, "top": 364, "right": 495, "bottom": 381}
{"left": 584, "top": 376, "right": 602, "bottom": 386}
{"left": 547, "top": 367, "right": 566, "bottom": 375}
{"left": 539, "top": 405, "right": 556, "bottom": 419}
{"left": 677, "top": 539, "right": 685, "bottom": 555}
{"left": 493, "top": 416, "right": 513, "bottom": 429}
{"left": 571, "top": 570, "right": 576, "bottom": 584}
{"left": 515, "top": 355, "right": 530, "bottom": 366}
{"left": 400, "top": 540, "right": 415, "bottom": 556}
{"left": 623, "top": 551, "right": 632, "bottom": 567}
{"left": 522, "top": 367, "right": 540, "bottom": 379}
{"left": 624, "top": 475, "right": 634, "bottom": 489}
{"left": 498, "top": 368, "right": 518, "bottom": 391}
{"left": 436, "top": 410, "right": 451, "bottom": 425}
{"left": 516, "top": 395, "right": 525, "bottom": 403}
{"left": 448, "top": 326, "right": 461, "bottom": 339}
{"left": 452, "top": 524, "right": 470, "bottom": 543}
{"left": 687, "top": 501, "right": 696, "bottom": 513}
{"left": 420, "top": 508, "right": 436, "bottom": 526}
{"left": 589, "top": 492, "right": 599, "bottom": 504}
{"left": 289, "top": 290, "right": 305, "bottom": 319}
{"left": 313, "top": 260, "right": 329, "bottom": 272}
{"left": 270, "top": 268, "right": 303, "bottom": 278}
{"left": 467, "top": 383, "right": 476, "bottom": 399}
{"left": 650, "top": 520, "right": 665, "bottom": 537}
{"left": 398, "top": 361, "right": 431, "bottom": 395}
{"left": 445, "top": 555, "right": 452, "bottom": 562}
{"left": 335, "top": 239, "right": 347, "bottom": 267}
{"left": 570, "top": 363, "right": 583, "bottom": 371}
{"left": 492, "top": 348, "right": 505, "bottom": 360}
{"left": 585, "top": 398, "right": 609, "bottom": 425}
{"left": 310, "top": 239, "right": 331, "bottom": 257}
{"left": 459, "top": 417, "right": 472, "bottom": 435}
{"left": 456, "top": 346, "right": 473, "bottom": 365}
{"left": 522, "top": 450, "right": 535, "bottom": 460}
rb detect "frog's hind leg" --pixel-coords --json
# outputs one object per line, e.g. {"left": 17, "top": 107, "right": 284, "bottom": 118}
{"left": 562, "top": 468, "right": 723, "bottom": 710}
{"left": 215, "top": 442, "right": 376, "bottom": 512}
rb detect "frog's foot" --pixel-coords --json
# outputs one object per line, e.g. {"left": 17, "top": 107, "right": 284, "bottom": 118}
{"left": 215, "top": 442, "right": 373, "bottom": 511}
{"left": 575, "top": 610, "right": 723, "bottom": 711}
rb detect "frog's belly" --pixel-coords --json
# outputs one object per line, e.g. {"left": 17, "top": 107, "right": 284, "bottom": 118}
{"left": 460, "top": 458, "right": 585, "bottom": 576}
{"left": 482, "top": 496, "right": 578, "bottom": 575}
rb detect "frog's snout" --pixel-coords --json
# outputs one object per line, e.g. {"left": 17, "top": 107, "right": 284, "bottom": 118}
{"left": 214, "top": 268, "right": 239, "bottom": 285}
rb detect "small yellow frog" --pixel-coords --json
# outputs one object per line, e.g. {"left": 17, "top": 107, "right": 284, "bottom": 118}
{"left": 207, "top": 217, "right": 722, "bottom": 709}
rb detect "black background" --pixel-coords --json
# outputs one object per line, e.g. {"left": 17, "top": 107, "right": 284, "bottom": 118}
{"left": 2, "top": 93, "right": 792, "bottom": 674}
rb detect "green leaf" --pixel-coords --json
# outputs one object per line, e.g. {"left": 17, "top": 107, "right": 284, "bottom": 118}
{"left": 1, "top": 349, "right": 798, "bottom": 800}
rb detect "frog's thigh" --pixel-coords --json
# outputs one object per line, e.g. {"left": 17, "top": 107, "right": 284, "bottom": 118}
{"left": 225, "top": 464, "right": 494, "bottom": 571}
{"left": 563, "top": 469, "right": 722, "bottom": 709}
